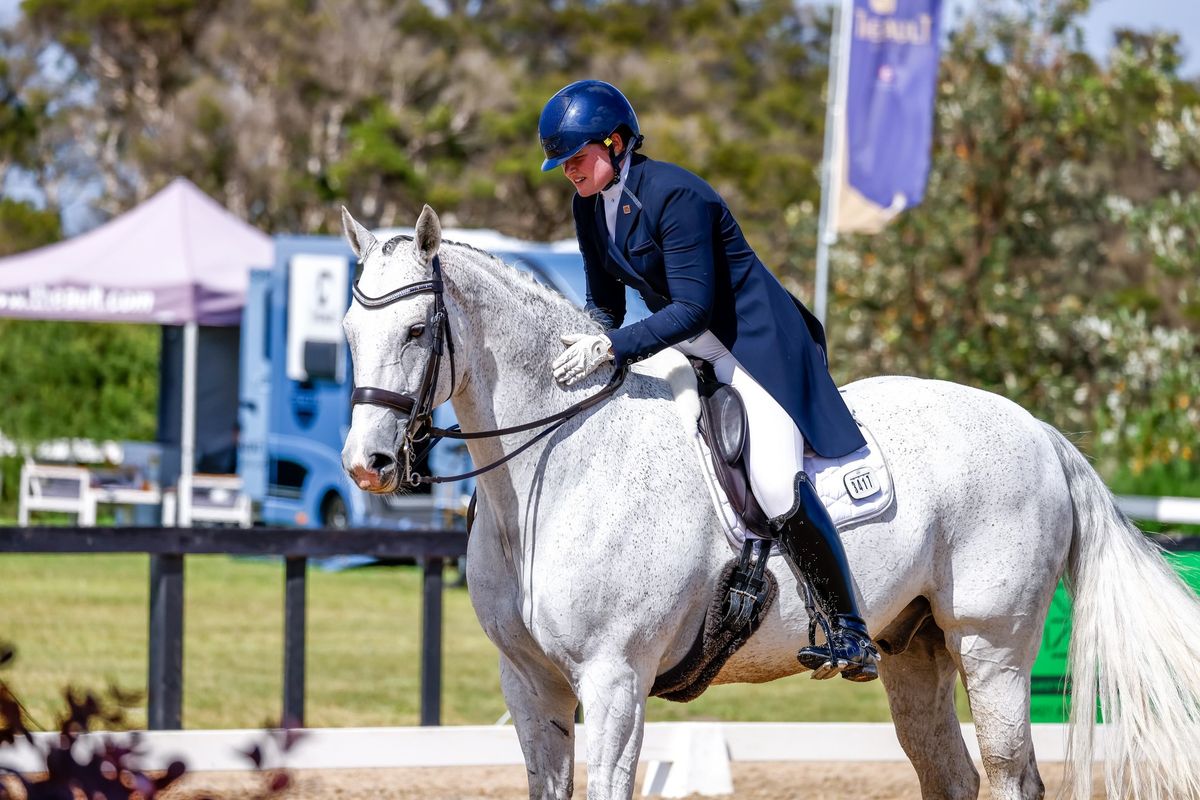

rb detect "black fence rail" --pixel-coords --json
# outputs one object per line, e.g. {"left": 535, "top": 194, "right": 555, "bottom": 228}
{"left": 0, "top": 527, "right": 468, "bottom": 730}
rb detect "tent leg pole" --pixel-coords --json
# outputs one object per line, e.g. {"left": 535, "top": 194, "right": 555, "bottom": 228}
{"left": 180, "top": 322, "right": 197, "bottom": 527}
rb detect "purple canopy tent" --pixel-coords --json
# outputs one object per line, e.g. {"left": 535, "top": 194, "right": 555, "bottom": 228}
{"left": 0, "top": 178, "right": 273, "bottom": 523}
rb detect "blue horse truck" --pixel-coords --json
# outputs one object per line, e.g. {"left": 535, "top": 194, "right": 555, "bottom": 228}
{"left": 236, "top": 229, "right": 635, "bottom": 530}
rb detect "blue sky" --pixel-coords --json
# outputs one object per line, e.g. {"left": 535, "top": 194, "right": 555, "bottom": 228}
{"left": 958, "top": 0, "right": 1198, "bottom": 73}
{"left": 1078, "top": 0, "right": 1198, "bottom": 68}
{"left": 0, "top": 0, "right": 1196, "bottom": 72}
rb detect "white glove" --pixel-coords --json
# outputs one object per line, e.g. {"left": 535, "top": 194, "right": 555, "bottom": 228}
{"left": 552, "top": 333, "right": 614, "bottom": 386}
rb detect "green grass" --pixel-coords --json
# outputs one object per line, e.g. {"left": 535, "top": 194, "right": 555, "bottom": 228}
{"left": 0, "top": 554, "right": 965, "bottom": 729}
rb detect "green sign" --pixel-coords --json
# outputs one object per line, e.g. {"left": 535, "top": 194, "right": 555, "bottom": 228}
{"left": 1029, "top": 550, "right": 1200, "bottom": 722}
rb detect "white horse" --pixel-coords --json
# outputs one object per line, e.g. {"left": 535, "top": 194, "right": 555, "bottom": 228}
{"left": 340, "top": 206, "right": 1200, "bottom": 800}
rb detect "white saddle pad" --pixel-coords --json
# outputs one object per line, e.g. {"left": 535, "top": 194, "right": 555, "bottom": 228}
{"left": 633, "top": 350, "right": 895, "bottom": 553}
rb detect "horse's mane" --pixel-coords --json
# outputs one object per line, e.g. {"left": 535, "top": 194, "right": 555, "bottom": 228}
{"left": 432, "top": 236, "right": 603, "bottom": 338}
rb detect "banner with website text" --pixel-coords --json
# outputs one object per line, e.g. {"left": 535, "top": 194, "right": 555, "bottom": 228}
{"left": 833, "top": 0, "right": 943, "bottom": 234}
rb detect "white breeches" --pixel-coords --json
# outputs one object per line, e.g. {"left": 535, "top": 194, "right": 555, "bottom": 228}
{"left": 674, "top": 331, "right": 805, "bottom": 519}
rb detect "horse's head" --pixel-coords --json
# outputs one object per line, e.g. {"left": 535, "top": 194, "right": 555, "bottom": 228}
{"left": 340, "top": 204, "right": 456, "bottom": 494}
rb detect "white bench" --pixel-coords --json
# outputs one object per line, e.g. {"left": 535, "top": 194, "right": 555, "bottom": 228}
{"left": 18, "top": 463, "right": 164, "bottom": 526}
{"left": 17, "top": 464, "right": 96, "bottom": 525}
{"left": 163, "top": 474, "right": 252, "bottom": 528}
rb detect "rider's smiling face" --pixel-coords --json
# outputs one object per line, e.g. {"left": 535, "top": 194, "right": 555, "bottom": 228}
{"left": 561, "top": 135, "right": 624, "bottom": 197}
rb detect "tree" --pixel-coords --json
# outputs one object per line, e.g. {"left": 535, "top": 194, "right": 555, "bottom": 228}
{"left": 20, "top": 0, "right": 221, "bottom": 209}
{"left": 8, "top": 0, "right": 834, "bottom": 244}
{"left": 821, "top": 0, "right": 1200, "bottom": 486}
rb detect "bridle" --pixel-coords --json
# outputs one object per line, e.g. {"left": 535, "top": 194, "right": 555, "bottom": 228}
{"left": 349, "top": 248, "right": 628, "bottom": 486}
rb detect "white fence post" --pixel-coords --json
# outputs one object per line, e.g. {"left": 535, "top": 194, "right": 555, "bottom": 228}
{"left": 641, "top": 722, "right": 733, "bottom": 798}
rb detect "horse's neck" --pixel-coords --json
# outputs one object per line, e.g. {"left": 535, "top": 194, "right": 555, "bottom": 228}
{"left": 443, "top": 256, "right": 605, "bottom": 487}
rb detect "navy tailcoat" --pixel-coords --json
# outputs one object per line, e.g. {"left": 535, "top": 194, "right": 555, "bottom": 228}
{"left": 572, "top": 154, "right": 866, "bottom": 459}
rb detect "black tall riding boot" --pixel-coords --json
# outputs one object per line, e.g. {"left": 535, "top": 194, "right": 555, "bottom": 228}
{"left": 772, "top": 472, "right": 879, "bottom": 682}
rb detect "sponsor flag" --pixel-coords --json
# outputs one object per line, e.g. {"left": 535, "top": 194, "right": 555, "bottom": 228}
{"left": 832, "top": 0, "right": 943, "bottom": 234}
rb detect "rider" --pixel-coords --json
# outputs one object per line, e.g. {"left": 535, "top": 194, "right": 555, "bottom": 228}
{"left": 540, "top": 79, "right": 880, "bottom": 681}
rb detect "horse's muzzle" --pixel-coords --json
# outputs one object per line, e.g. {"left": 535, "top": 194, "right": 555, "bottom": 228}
{"left": 349, "top": 451, "right": 401, "bottom": 494}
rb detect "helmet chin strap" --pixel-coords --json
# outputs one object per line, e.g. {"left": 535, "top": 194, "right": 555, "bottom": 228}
{"left": 600, "top": 132, "right": 644, "bottom": 191}
{"left": 602, "top": 136, "right": 626, "bottom": 191}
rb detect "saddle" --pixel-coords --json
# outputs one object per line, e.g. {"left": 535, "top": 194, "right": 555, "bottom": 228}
{"left": 692, "top": 360, "right": 770, "bottom": 537}
{"left": 648, "top": 361, "right": 778, "bottom": 702}
{"left": 641, "top": 352, "right": 892, "bottom": 700}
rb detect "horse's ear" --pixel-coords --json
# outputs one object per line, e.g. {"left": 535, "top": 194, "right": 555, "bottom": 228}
{"left": 341, "top": 207, "right": 377, "bottom": 260}
{"left": 414, "top": 204, "right": 442, "bottom": 266}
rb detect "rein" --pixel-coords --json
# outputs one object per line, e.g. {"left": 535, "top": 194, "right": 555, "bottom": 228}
{"left": 349, "top": 251, "right": 628, "bottom": 486}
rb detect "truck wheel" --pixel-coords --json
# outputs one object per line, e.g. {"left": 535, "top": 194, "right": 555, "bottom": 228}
{"left": 321, "top": 493, "right": 350, "bottom": 529}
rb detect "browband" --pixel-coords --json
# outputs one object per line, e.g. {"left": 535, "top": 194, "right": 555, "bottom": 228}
{"left": 352, "top": 279, "right": 442, "bottom": 309}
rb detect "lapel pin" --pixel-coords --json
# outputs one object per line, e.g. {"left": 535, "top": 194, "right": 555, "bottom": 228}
{"left": 623, "top": 204, "right": 631, "bottom": 214}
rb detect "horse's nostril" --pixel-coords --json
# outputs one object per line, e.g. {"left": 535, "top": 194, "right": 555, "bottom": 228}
{"left": 368, "top": 452, "right": 395, "bottom": 473}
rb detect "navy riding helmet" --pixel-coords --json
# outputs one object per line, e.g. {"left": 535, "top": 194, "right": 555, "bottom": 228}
{"left": 539, "top": 79, "right": 641, "bottom": 172}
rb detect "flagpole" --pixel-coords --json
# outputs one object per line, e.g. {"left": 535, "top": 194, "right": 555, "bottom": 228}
{"left": 814, "top": 0, "right": 854, "bottom": 329}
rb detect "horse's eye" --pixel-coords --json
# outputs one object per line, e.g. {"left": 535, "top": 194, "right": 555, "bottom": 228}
{"left": 408, "top": 323, "right": 426, "bottom": 340}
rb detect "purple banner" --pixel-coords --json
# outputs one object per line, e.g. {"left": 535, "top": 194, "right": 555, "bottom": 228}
{"left": 839, "top": 0, "right": 942, "bottom": 232}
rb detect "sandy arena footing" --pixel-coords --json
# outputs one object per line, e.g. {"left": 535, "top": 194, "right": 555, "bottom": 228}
{"left": 159, "top": 761, "right": 1109, "bottom": 799}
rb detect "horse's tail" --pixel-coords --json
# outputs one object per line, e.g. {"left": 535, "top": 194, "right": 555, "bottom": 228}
{"left": 1043, "top": 423, "right": 1200, "bottom": 800}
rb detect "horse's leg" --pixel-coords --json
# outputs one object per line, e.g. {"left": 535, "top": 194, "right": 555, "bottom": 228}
{"left": 576, "top": 662, "right": 649, "bottom": 800}
{"left": 502, "top": 654, "right": 580, "bottom": 800}
{"left": 880, "top": 615, "right": 980, "bottom": 799}
{"left": 946, "top": 622, "right": 1046, "bottom": 800}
